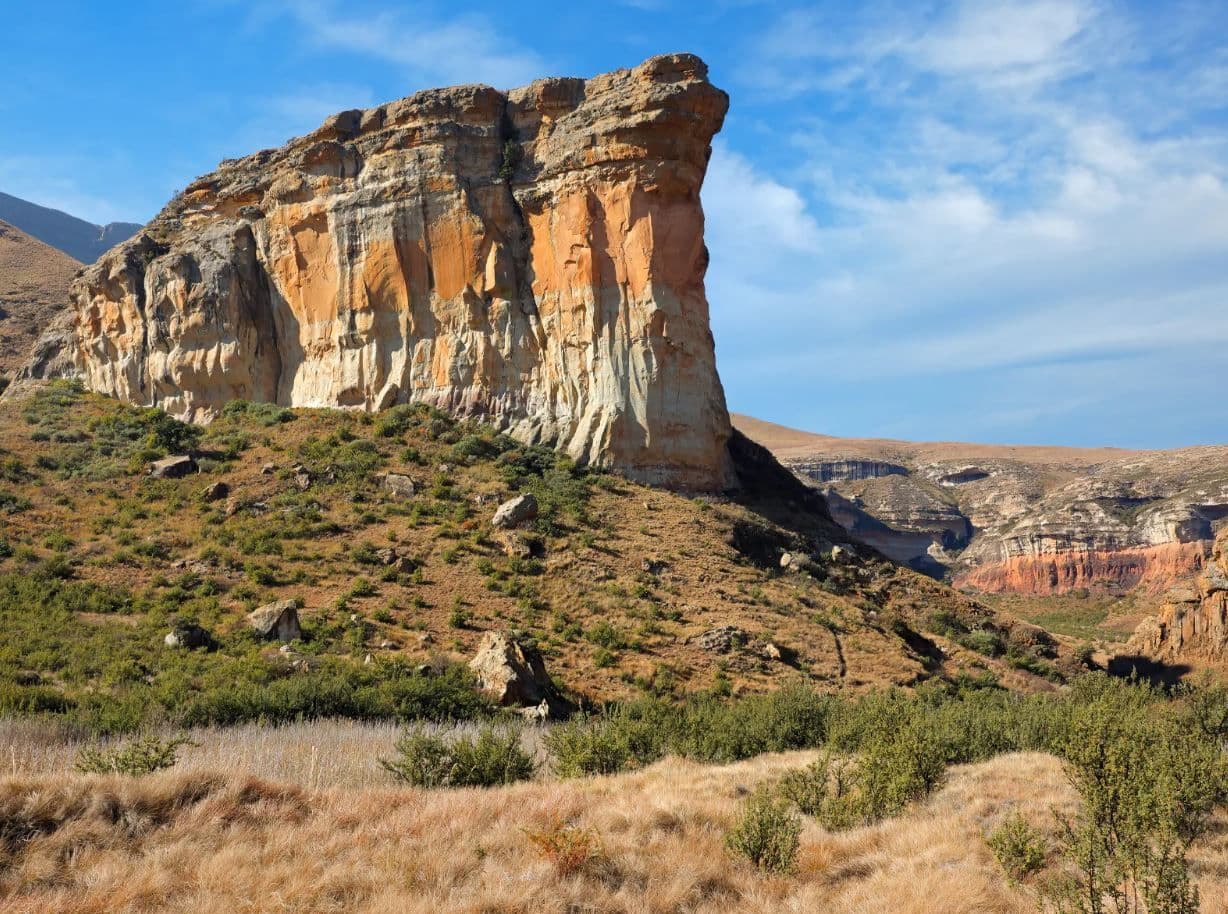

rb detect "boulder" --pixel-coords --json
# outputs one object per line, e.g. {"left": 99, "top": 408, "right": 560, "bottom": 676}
{"left": 202, "top": 481, "right": 229, "bottom": 502}
{"left": 164, "top": 621, "right": 212, "bottom": 650}
{"left": 382, "top": 473, "right": 416, "bottom": 498}
{"left": 468, "top": 630, "right": 564, "bottom": 714}
{"left": 149, "top": 455, "right": 197, "bottom": 479}
{"left": 689, "top": 625, "right": 748, "bottom": 653}
{"left": 492, "top": 493, "right": 538, "bottom": 529}
{"left": 247, "top": 599, "right": 302, "bottom": 642}
{"left": 376, "top": 547, "right": 416, "bottom": 573}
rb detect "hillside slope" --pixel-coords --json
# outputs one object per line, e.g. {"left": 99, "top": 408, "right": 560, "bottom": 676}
{"left": 0, "top": 220, "right": 80, "bottom": 377}
{"left": 0, "top": 383, "right": 1076, "bottom": 734}
{"left": 734, "top": 415, "right": 1228, "bottom": 605}
{"left": 0, "top": 191, "right": 139, "bottom": 263}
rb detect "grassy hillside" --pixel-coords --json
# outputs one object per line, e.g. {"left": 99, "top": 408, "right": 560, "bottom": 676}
{"left": 0, "top": 382, "right": 1080, "bottom": 733}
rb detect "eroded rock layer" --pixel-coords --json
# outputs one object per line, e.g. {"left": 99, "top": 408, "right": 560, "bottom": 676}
{"left": 1128, "top": 529, "right": 1228, "bottom": 662}
{"left": 26, "top": 55, "right": 734, "bottom": 489}
{"left": 734, "top": 415, "right": 1228, "bottom": 596}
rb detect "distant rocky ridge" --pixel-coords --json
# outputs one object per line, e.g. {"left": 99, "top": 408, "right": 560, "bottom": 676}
{"left": 734, "top": 415, "right": 1228, "bottom": 597}
{"left": 0, "top": 192, "right": 140, "bottom": 264}
{"left": 16, "top": 54, "right": 734, "bottom": 490}
{"left": 0, "top": 220, "right": 81, "bottom": 377}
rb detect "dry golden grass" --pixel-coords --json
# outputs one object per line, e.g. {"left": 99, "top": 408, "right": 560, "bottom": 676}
{"left": 0, "top": 718, "right": 553, "bottom": 789}
{"left": 3, "top": 743, "right": 1226, "bottom": 914}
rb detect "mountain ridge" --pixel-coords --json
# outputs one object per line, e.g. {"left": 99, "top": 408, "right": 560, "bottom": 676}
{"left": 0, "top": 191, "right": 140, "bottom": 264}
{"left": 0, "top": 219, "right": 81, "bottom": 377}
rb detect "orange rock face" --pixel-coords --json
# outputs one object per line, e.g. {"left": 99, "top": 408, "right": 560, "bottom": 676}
{"left": 34, "top": 55, "right": 734, "bottom": 489}
{"left": 1129, "top": 529, "right": 1228, "bottom": 662}
{"left": 954, "top": 542, "right": 1211, "bottom": 595}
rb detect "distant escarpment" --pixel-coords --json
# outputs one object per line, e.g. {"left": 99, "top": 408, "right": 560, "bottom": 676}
{"left": 1129, "top": 528, "right": 1228, "bottom": 663}
{"left": 18, "top": 55, "right": 734, "bottom": 490}
{"left": 734, "top": 415, "right": 1228, "bottom": 597}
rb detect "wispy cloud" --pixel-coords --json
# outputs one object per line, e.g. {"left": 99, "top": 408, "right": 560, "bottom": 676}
{"left": 284, "top": 1, "right": 549, "bottom": 89}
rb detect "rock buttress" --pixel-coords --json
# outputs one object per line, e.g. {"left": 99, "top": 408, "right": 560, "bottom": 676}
{"left": 41, "top": 54, "right": 735, "bottom": 490}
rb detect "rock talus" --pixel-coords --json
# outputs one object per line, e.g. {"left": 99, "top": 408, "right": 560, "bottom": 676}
{"left": 30, "top": 54, "right": 734, "bottom": 490}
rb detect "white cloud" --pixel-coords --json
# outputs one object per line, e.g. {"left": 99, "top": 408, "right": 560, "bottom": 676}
{"left": 709, "top": 0, "right": 1228, "bottom": 445}
{"left": 914, "top": 0, "right": 1096, "bottom": 81}
{"left": 286, "top": 1, "right": 548, "bottom": 89}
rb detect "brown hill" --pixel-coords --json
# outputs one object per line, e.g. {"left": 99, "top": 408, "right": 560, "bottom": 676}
{"left": 0, "top": 382, "right": 1078, "bottom": 734}
{"left": 732, "top": 414, "right": 1228, "bottom": 616}
{"left": 0, "top": 219, "right": 79, "bottom": 377}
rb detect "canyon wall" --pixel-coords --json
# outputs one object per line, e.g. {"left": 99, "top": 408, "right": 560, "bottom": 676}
{"left": 21, "top": 55, "right": 734, "bottom": 490}
{"left": 734, "top": 415, "right": 1228, "bottom": 596}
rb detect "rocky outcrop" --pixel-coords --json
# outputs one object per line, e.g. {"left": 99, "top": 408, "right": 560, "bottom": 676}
{"left": 247, "top": 599, "right": 302, "bottom": 642}
{"left": 734, "top": 415, "right": 1228, "bottom": 596}
{"left": 1128, "top": 529, "right": 1228, "bottom": 662}
{"left": 468, "top": 630, "right": 564, "bottom": 714}
{"left": 24, "top": 54, "right": 734, "bottom": 490}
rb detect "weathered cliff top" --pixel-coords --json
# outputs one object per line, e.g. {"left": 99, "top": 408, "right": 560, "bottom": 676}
{"left": 30, "top": 54, "right": 737, "bottom": 490}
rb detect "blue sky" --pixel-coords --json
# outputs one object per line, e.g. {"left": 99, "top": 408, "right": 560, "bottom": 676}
{"left": 3, "top": 0, "right": 1227, "bottom": 448}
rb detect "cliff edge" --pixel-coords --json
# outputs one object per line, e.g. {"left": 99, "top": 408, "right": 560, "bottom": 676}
{"left": 18, "top": 54, "right": 734, "bottom": 490}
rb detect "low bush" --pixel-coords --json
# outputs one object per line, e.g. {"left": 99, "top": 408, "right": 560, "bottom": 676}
{"left": 726, "top": 790, "right": 801, "bottom": 874}
{"left": 524, "top": 817, "right": 603, "bottom": 876}
{"left": 75, "top": 733, "right": 192, "bottom": 776}
{"left": 987, "top": 810, "right": 1047, "bottom": 881}
{"left": 380, "top": 724, "right": 535, "bottom": 788}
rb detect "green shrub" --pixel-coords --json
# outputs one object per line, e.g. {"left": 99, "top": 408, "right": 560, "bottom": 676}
{"left": 725, "top": 790, "right": 801, "bottom": 874}
{"left": 987, "top": 810, "right": 1047, "bottom": 881}
{"left": 1043, "top": 679, "right": 1225, "bottom": 914}
{"left": 74, "top": 733, "right": 192, "bottom": 776}
{"left": 220, "top": 400, "right": 296, "bottom": 426}
{"left": 380, "top": 724, "right": 535, "bottom": 788}
{"left": 547, "top": 713, "right": 638, "bottom": 777}
{"left": 777, "top": 751, "right": 861, "bottom": 829}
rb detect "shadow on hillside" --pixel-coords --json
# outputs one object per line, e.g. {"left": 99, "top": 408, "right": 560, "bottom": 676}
{"left": 1105, "top": 653, "right": 1194, "bottom": 687}
{"left": 725, "top": 429, "right": 850, "bottom": 549}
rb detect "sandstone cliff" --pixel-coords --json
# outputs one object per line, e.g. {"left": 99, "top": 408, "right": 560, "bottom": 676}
{"left": 21, "top": 55, "right": 734, "bottom": 490}
{"left": 734, "top": 414, "right": 1228, "bottom": 596}
{"left": 1128, "top": 527, "right": 1228, "bottom": 662}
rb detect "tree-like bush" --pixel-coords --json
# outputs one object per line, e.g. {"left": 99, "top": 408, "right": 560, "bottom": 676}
{"left": 726, "top": 790, "right": 801, "bottom": 874}
{"left": 381, "top": 724, "right": 535, "bottom": 788}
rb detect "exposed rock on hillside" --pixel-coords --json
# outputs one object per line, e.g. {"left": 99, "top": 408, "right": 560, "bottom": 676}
{"left": 23, "top": 55, "right": 734, "bottom": 490}
{"left": 1128, "top": 528, "right": 1228, "bottom": 662}
{"left": 0, "top": 220, "right": 81, "bottom": 377}
{"left": 735, "top": 414, "right": 1228, "bottom": 597}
